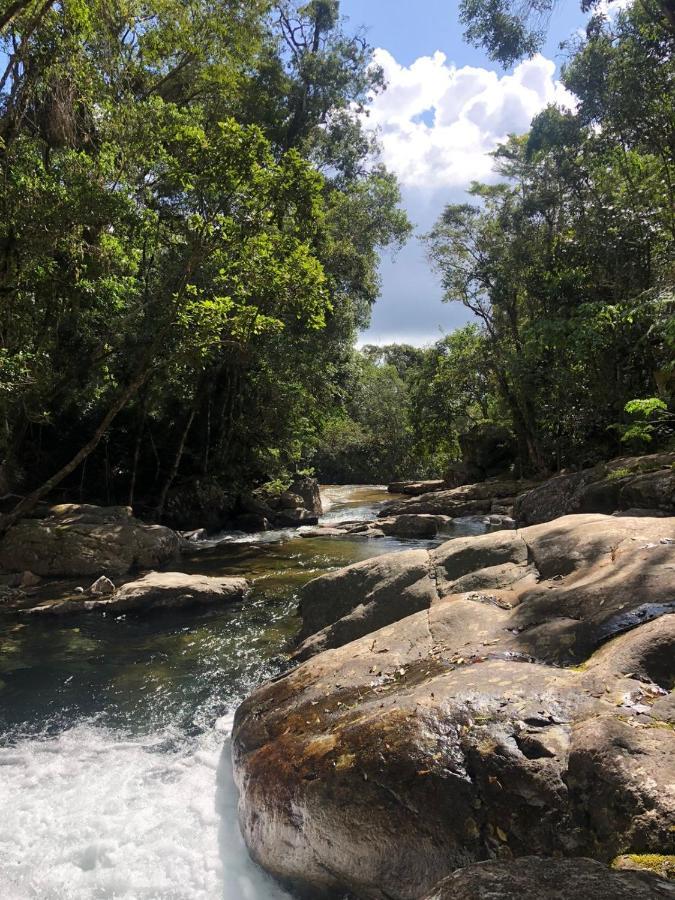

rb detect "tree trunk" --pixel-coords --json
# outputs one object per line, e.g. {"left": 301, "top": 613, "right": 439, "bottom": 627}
{"left": 128, "top": 399, "right": 148, "bottom": 508}
{"left": 155, "top": 405, "right": 197, "bottom": 521}
{"left": 0, "top": 363, "right": 151, "bottom": 536}
{"left": 0, "top": 0, "right": 33, "bottom": 32}
{"left": 493, "top": 366, "right": 547, "bottom": 475}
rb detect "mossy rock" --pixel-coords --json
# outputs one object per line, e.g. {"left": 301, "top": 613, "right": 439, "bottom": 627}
{"left": 612, "top": 854, "right": 675, "bottom": 879}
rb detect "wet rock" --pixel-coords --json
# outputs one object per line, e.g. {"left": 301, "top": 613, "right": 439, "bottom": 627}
{"left": 234, "top": 611, "right": 675, "bottom": 899}
{"left": 273, "top": 508, "right": 319, "bottom": 527}
{"left": 0, "top": 504, "right": 180, "bottom": 577}
{"left": 25, "top": 571, "right": 249, "bottom": 615}
{"left": 379, "top": 514, "right": 444, "bottom": 538}
{"left": 483, "top": 514, "right": 516, "bottom": 530}
{"left": 514, "top": 453, "right": 675, "bottom": 526}
{"left": 88, "top": 575, "right": 115, "bottom": 595}
{"left": 388, "top": 480, "right": 445, "bottom": 496}
{"left": 288, "top": 476, "right": 323, "bottom": 516}
{"left": 179, "top": 528, "right": 208, "bottom": 542}
{"left": 381, "top": 480, "right": 539, "bottom": 519}
{"left": 299, "top": 515, "right": 453, "bottom": 543}
{"left": 298, "top": 526, "right": 351, "bottom": 539}
{"left": 421, "top": 858, "right": 675, "bottom": 899}
{"left": 294, "top": 515, "right": 675, "bottom": 663}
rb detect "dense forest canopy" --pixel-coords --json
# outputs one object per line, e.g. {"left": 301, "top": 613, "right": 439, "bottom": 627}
{"left": 0, "top": 0, "right": 673, "bottom": 517}
{"left": 0, "top": 0, "right": 409, "bottom": 522}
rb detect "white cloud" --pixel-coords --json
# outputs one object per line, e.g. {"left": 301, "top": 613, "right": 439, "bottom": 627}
{"left": 364, "top": 49, "right": 576, "bottom": 189}
{"left": 597, "top": 0, "right": 632, "bottom": 17}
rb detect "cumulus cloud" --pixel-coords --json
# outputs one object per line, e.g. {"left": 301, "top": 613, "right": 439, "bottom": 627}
{"left": 365, "top": 49, "right": 576, "bottom": 188}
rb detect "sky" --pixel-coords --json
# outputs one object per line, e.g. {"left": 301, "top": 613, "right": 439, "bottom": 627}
{"left": 339, "top": 0, "right": 587, "bottom": 347}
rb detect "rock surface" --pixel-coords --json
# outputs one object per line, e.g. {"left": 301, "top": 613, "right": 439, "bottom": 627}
{"left": 0, "top": 504, "right": 180, "bottom": 577}
{"left": 288, "top": 476, "right": 323, "bottom": 516}
{"left": 233, "top": 514, "right": 675, "bottom": 900}
{"left": 295, "top": 514, "right": 675, "bottom": 661}
{"left": 24, "top": 571, "right": 249, "bottom": 615}
{"left": 421, "top": 858, "right": 675, "bottom": 900}
{"left": 388, "top": 480, "right": 445, "bottom": 496}
{"left": 515, "top": 453, "right": 675, "bottom": 525}
{"left": 380, "top": 479, "right": 538, "bottom": 519}
{"left": 298, "top": 514, "right": 453, "bottom": 543}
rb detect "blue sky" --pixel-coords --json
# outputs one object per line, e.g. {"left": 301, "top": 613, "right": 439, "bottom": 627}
{"left": 338, "top": 0, "right": 588, "bottom": 346}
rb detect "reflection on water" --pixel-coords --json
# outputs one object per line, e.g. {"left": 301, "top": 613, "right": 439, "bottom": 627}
{"left": 0, "top": 484, "right": 486, "bottom": 899}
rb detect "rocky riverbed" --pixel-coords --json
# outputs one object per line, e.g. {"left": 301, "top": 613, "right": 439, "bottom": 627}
{"left": 1, "top": 473, "right": 674, "bottom": 899}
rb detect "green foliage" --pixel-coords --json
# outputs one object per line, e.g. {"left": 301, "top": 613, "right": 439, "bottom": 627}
{"left": 606, "top": 466, "right": 632, "bottom": 481}
{"left": 613, "top": 397, "right": 674, "bottom": 446}
{"left": 0, "top": 0, "right": 410, "bottom": 507}
{"left": 312, "top": 350, "right": 419, "bottom": 482}
{"left": 424, "top": 3, "right": 675, "bottom": 474}
{"left": 459, "top": 0, "right": 675, "bottom": 65}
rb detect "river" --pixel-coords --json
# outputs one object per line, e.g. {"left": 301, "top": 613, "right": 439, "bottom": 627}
{"left": 0, "top": 485, "right": 485, "bottom": 900}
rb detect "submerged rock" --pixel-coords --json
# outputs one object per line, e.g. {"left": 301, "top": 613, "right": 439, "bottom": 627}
{"left": 24, "top": 571, "right": 249, "bottom": 615}
{"left": 233, "top": 514, "right": 675, "bottom": 900}
{"left": 0, "top": 504, "right": 180, "bottom": 577}
{"left": 421, "top": 858, "right": 675, "bottom": 900}
{"left": 514, "top": 452, "right": 675, "bottom": 525}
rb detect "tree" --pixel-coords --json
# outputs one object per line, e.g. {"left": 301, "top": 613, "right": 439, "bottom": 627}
{"left": 0, "top": 0, "right": 411, "bottom": 524}
{"left": 459, "top": 0, "right": 675, "bottom": 66}
{"left": 425, "top": 8, "right": 675, "bottom": 473}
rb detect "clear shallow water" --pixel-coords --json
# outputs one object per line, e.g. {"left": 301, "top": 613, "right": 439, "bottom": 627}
{"left": 0, "top": 485, "right": 485, "bottom": 899}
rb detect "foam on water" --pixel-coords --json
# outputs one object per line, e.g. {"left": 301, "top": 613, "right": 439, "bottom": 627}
{"left": 0, "top": 717, "right": 291, "bottom": 900}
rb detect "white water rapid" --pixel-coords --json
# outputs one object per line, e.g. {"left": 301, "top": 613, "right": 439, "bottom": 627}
{"left": 0, "top": 716, "right": 291, "bottom": 900}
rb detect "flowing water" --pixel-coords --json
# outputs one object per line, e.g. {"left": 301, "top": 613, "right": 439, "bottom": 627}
{"left": 0, "top": 486, "right": 485, "bottom": 900}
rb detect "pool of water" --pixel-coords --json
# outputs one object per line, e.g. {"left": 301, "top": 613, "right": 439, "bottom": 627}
{"left": 0, "top": 485, "right": 485, "bottom": 899}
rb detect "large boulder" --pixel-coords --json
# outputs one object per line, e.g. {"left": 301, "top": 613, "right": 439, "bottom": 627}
{"left": 421, "top": 858, "right": 675, "bottom": 900}
{"left": 0, "top": 504, "right": 180, "bottom": 577}
{"left": 288, "top": 476, "right": 323, "bottom": 516}
{"left": 233, "top": 515, "right": 675, "bottom": 900}
{"left": 515, "top": 453, "right": 675, "bottom": 525}
{"left": 380, "top": 480, "right": 538, "bottom": 518}
{"left": 273, "top": 508, "right": 319, "bottom": 527}
{"left": 24, "top": 571, "right": 249, "bottom": 614}
{"left": 295, "top": 514, "right": 675, "bottom": 662}
{"left": 296, "top": 548, "right": 437, "bottom": 659}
